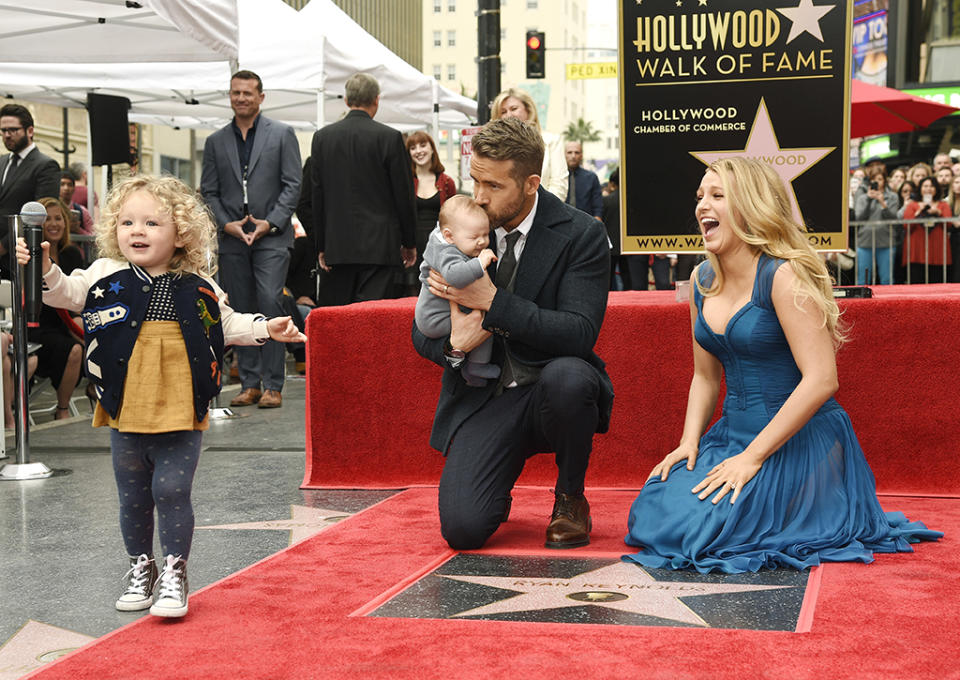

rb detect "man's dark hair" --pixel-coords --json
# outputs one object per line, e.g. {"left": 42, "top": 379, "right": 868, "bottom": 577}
{"left": 0, "top": 103, "right": 34, "bottom": 129}
{"left": 608, "top": 168, "right": 619, "bottom": 187}
{"left": 231, "top": 70, "right": 263, "bottom": 92}
{"left": 471, "top": 117, "right": 545, "bottom": 187}
{"left": 60, "top": 170, "right": 77, "bottom": 183}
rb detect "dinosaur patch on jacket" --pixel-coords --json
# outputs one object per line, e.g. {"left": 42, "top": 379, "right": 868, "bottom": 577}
{"left": 196, "top": 298, "right": 221, "bottom": 336}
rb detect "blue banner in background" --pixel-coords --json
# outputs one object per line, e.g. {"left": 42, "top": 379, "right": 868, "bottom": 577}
{"left": 852, "top": 1, "right": 888, "bottom": 86}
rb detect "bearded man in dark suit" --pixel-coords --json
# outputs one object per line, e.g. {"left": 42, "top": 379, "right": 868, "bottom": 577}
{"left": 310, "top": 73, "right": 417, "bottom": 304}
{"left": 413, "top": 117, "right": 614, "bottom": 551}
{"left": 0, "top": 104, "right": 60, "bottom": 271}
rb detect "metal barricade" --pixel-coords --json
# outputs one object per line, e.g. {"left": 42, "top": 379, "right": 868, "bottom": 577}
{"left": 847, "top": 215, "right": 959, "bottom": 285}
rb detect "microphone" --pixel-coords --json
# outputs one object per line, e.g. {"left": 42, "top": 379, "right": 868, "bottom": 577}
{"left": 20, "top": 201, "right": 46, "bottom": 328}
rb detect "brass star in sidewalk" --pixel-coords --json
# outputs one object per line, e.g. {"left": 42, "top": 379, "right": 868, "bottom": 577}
{"left": 440, "top": 561, "right": 793, "bottom": 626}
{"left": 0, "top": 620, "right": 94, "bottom": 680}
{"left": 197, "top": 505, "right": 350, "bottom": 545}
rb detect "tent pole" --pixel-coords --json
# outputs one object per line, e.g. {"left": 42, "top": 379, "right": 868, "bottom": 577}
{"left": 432, "top": 79, "right": 440, "bottom": 143}
{"left": 317, "top": 36, "right": 326, "bottom": 130}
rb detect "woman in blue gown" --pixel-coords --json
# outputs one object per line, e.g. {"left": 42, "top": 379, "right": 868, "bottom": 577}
{"left": 623, "top": 158, "right": 942, "bottom": 574}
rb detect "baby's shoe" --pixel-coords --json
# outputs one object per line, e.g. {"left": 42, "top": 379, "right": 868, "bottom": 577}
{"left": 116, "top": 554, "right": 157, "bottom": 611}
{"left": 150, "top": 555, "right": 189, "bottom": 618}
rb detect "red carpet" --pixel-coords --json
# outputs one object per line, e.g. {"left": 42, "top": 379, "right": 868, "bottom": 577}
{"left": 27, "top": 488, "right": 957, "bottom": 680}
{"left": 304, "top": 286, "right": 960, "bottom": 496}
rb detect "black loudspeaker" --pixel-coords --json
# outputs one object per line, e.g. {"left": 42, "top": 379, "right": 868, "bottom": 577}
{"left": 87, "top": 93, "right": 131, "bottom": 166}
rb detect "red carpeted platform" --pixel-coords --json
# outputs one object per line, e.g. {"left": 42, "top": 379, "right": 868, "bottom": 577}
{"left": 304, "top": 285, "right": 960, "bottom": 496}
{"left": 25, "top": 488, "right": 958, "bottom": 680}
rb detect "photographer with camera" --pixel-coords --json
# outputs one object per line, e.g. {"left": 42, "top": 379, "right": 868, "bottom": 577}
{"left": 854, "top": 169, "right": 899, "bottom": 285}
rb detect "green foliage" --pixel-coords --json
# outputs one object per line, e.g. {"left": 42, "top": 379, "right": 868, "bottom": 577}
{"left": 563, "top": 118, "right": 602, "bottom": 144}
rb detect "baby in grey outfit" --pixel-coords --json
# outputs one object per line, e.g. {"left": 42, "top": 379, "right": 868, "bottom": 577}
{"left": 415, "top": 195, "right": 500, "bottom": 386}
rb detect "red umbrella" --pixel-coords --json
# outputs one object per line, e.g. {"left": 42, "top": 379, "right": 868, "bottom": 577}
{"left": 851, "top": 79, "right": 960, "bottom": 138}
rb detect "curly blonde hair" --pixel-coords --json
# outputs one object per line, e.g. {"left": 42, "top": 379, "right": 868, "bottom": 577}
{"left": 95, "top": 175, "right": 217, "bottom": 277}
{"left": 697, "top": 157, "right": 846, "bottom": 347}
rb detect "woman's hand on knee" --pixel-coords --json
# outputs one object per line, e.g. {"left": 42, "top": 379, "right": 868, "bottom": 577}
{"left": 649, "top": 442, "right": 698, "bottom": 481}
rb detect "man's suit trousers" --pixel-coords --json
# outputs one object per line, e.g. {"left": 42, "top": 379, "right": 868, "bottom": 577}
{"left": 437, "top": 356, "right": 602, "bottom": 550}
{"left": 219, "top": 246, "right": 290, "bottom": 392}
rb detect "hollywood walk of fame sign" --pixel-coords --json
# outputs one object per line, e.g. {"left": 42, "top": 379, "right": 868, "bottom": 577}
{"left": 367, "top": 555, "right": 812, "bottom": 631}
{"left": 618, "top": 0, "right": 852, "bottom": 253}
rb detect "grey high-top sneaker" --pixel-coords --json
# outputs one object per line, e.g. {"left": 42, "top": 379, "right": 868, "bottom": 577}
{"left": 116, "top": 554, "right": 157, "bottom": 611}
{"left": 149, "top": 555, "right": 189, "bottom": 618}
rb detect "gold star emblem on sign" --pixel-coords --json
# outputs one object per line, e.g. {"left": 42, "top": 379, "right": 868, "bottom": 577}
{"left": 690, "top": 98, "right": 834, "bottom": 225}
{"left": 440, "top": 561, "right": 793, "bottom": 626}
{"left": 777, "top": 0, "right": 836, "bottom": 44}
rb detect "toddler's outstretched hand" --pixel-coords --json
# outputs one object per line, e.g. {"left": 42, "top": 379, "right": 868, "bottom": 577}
{"left": 14, "top": 237, "right": 53, "bottom": 274}
{"left": 266, "top": 316, "right": 307, "bottom": 343}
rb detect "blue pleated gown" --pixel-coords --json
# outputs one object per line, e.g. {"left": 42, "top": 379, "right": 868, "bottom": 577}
{"left": 623, "top": 255, "right": 942, "bottom": 573}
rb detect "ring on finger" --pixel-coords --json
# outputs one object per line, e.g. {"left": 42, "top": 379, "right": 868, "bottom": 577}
{"left": 444, "top": 285, "right": 449, "bottom": 294}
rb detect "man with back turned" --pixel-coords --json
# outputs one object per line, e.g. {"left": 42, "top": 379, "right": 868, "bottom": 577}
{"left": 310, "top": 73, "right": 417, "bottom": 304}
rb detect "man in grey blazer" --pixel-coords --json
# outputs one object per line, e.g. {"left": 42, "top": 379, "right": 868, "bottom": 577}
{"left": 0, "top": 104, "right": 60, "bottom": 272}
{"left": 412, "top": 118, "right": 614, "bottom": 551}
{"left": 201, "top": 71, "right": 301, "bottom": 409}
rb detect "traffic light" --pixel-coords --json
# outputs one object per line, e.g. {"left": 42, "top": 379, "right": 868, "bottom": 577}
{"left": 526, "top": 30, "right": 545, "bottom": 79}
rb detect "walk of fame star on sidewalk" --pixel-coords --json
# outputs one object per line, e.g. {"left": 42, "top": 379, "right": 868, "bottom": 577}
{"left": 197, "top": 505, "right": 351, "bottom": 545}
{"left": 0, "top": 621, "right": 94, "bottom": 680}
{"left": 440, "top": 562, "right": 792, "bottom": 626}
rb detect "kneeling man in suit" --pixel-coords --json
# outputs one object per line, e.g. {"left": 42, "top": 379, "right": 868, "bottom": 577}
{"left": 412, "top": 117, "right": 614, "bottom": 550}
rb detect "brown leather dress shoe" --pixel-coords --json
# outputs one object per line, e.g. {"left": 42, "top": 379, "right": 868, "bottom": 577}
{"left": 230, "top": 388, "right": 262, "bottom": 407}
{"left": 545, "top": 491, "right": 591, "bottom": 549}
{"left": 258, "top": 389, "right": 282, "bottom": 408}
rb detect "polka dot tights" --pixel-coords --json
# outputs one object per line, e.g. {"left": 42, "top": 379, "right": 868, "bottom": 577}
{"left": 111, "top": 429, "right": 202, "bottom": 559}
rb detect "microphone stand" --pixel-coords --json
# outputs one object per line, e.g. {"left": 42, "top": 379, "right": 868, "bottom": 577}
{"left": 0, "top": 214, "right": 53, "bottom": 480}
{"left": 208, "top": 251, "right": 241, "bottom": 421}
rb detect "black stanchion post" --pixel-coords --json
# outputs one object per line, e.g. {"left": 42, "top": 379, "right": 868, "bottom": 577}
{"left": 0, "top": 211, "right": 53, "bottom": 480}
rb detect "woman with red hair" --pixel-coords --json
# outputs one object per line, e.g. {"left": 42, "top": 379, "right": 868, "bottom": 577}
{"left": 406, "top": 131, "right": 457, "bottom": 288}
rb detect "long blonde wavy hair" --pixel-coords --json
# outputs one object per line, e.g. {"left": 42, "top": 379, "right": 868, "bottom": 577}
{"left": 95, "top": 175, "right": 217, "bottom": 277}
{"left": 697, "top": 157, "right": 846, "bottom": 347}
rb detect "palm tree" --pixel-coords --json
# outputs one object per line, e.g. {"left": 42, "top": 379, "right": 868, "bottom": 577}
{"left": 563, "top": 118, "right": 602, "bottom": 144}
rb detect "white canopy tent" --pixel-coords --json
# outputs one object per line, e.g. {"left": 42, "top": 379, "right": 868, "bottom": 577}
{"left": 0, "top": 0, "right": 476, "bottom": 132}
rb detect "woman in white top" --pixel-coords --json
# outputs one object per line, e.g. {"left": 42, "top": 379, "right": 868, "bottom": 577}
{"left": 489, "top": 88, "right": 568, "bottom": 200}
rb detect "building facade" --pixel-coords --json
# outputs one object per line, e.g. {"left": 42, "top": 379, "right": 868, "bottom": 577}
{"left": 422, "top": 0, "right": 594, "bottom": 160}
{"left": 327, "top": 0, "right": 423, "bottom": 69}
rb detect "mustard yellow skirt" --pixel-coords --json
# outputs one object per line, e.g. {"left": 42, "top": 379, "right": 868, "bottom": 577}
{"left": 93, "top": 321, "right": 209, "bottom": 433}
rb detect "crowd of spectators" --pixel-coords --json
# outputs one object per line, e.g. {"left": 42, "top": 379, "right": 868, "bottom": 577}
{"left": 849, "top": 151, "right": 960, "bottom": 284}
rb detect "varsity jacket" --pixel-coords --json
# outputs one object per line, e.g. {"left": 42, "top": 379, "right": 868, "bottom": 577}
{"left": 41, "top": 259, "right": 270, "bottom": 421}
